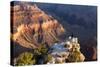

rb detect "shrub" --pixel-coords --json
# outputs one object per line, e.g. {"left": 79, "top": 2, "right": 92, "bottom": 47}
{"left": 15, "top": 52, "right": 36, "bottom": 66}
{"left": 68, "top": 49, "right": 85, "bottom": 62}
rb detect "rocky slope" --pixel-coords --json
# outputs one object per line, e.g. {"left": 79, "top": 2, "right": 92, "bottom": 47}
{"left": 11, "top": 3, "right": 65, "bottom": 48}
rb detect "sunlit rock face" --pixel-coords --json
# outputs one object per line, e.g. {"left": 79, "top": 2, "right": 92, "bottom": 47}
{"left": 11, "top": 3, "right": 65, "bottom": 48}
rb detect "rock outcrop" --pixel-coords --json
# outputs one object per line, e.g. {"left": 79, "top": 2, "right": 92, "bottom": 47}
{"left": 47, "top": 36, "right": 85, "bottom": 63}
